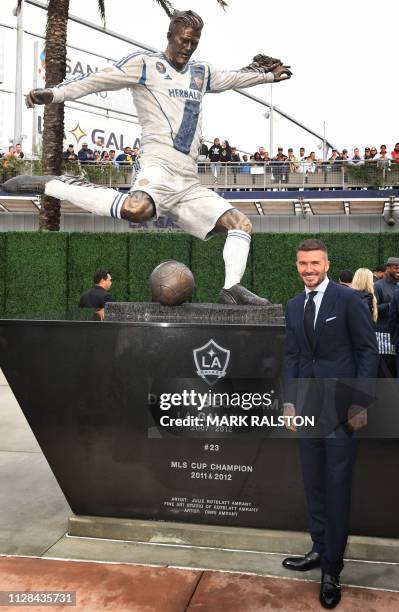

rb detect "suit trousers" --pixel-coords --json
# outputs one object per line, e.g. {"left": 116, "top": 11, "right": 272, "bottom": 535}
{"left": 299, "top": 436, "right": 357, "bottom": 576}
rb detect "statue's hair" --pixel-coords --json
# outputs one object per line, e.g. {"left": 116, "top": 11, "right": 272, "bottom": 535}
{"left": 168, "top": 10, "right": 204, "bottom": 35}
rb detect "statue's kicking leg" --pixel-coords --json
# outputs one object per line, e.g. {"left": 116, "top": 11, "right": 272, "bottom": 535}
{"left": 1, "top": 174, "right": 155, "bottom": 222}
{"left": 214, "top": 208, "right": 269, "bottom": 305}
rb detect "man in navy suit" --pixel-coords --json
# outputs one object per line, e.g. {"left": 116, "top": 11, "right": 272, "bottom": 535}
{"left": 388, "top": 287, "right": 399, "bottom": 376}
{"left": 282, "top": 238, "right": 378, "bottom": 609}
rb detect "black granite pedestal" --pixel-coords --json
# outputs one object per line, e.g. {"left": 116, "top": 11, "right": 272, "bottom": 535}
{"left": 0, "top": 302, "right": 398, "bottom": 539}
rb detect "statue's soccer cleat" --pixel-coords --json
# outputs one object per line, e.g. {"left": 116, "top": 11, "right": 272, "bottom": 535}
{"left": 218, "top": 284, "right": 270, "bottom": 306}
{"left": 2, "top": 174, "right": 92, "bottom": 195}
{"left": 2, "top": 174, "right": 57, "bottom": 194}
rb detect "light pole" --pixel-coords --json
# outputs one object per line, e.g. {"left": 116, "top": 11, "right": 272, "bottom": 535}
{"left": 269, "top": 83, "right": 274, "bottom": 156}
{"left": 263, "top": 84, "right": 274, "bottom": 156}
{"left": 32, "top": 41, "right": 39, "bottom": 154}
{"left": 322, "top": 120, "right": 328, "bottom": 161}
{"left": 13, "top": 0, "right": 24, "bottom": 146}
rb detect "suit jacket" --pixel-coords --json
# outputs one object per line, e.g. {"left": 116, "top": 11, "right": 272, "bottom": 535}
{"left": 388, "top": 287, "right": 399, "bottom": 348}
{"left": 284, "top": 281, "right": 379, "bottom": 407}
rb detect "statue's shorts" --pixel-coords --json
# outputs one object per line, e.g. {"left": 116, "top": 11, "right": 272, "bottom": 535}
{"left": 130, "top": 145, "right": 233, "bottom": 240}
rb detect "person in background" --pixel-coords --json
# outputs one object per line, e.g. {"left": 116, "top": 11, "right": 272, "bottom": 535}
{"left": 369, "top": 147, "right": 378, "bottom": 161}
{"left": 198, "top": 137, "right": 209, "bottom": 160}
{"left": 352, "top": 268, "right": 378, "bottom": 322}
{"left": 14, "top": 144, "right": 24, "bottom": 159}
{"left": 108, "top": 150, "right": 118, "bottom": 167}
{"left": 220, "top": 140, "right": 232, "bottom": 163}
{"left": 230, "top": 146, "right": 241, "bottom": 186}
{"left": 338, "top": 269, "right": 354, "bottom": 287}
{"left": 95, "top": 136, "right": 106, "bottom": 153}
{"left": 101, "top": 151, "right": 111, "bottom": 164}
{"left": 373, "top": 264, "right": 386, "bottom": 283}
{"left": 350, "top": 148, "right": 362, "bottom": 164}
{"left": 287, "top": 148, "right": 299, "bottom": 173}
{"left": 79, "top": 268, "right": 115, "bottom": 321}
{"left": 77, "top": 143, "right": 93, "bottom": 162}
{"left": 299, "top": 146, "right": 306, "bottom": 164}
{"left": 258, "top": 146, "right": 269, "bottom": 161}
{"left": 272, "top": 146, "right": 288, "bottom": 181}
{"left": 241, "top": 154, "right": 251, "bottom": 174}
{"left": 4, "top": 146, "right": 16, "bottom": 159}
{"left": 388, "top": 286, "right": 399, "bottom": 377}
{"left": 390, "top": 142, "right": 399, "bottom": 164}
{"left": 93, "top": 150, "right": 101, "bottom": 164}
{"left": 374, "top": 257, "right": 399, "bottom": 377}
{"left": 208, "top": 137, "right": 222, "bottom": 182}
{"left": 116, "top": 146, "right": 133, "bottom": 166}
{"left": 230, "top": 147, "right": 241, "bottom": 163}
{"left": 63, "top": 144, "right": 78, "bottom": 161}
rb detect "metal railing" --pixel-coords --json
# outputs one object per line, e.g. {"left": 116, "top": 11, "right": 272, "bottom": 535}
{"left": 1, "top": 158, "right": 399, "bottom": 190}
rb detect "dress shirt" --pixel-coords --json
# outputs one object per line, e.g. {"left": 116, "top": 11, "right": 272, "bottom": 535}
{"left": 304, "top": 276, "right": 330, "bottom": 326}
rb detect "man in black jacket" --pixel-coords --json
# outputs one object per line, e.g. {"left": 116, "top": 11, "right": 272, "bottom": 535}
{"left": 374, "top": 256, "right": 399, "bottom": 376}
{"left": 79, "top": 269, "right": 115, "bottom": 321}
{"left": 389, "top": 286, "right": 399, "bottom": 377}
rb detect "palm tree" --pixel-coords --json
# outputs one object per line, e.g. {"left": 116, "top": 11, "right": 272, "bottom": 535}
{"left": 17, "top": 0, "right": 227, "bottom": 230}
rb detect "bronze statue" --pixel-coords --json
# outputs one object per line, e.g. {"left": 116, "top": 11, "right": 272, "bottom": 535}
{"left": 4, "top": 10, "right": 291, "bottom": 305}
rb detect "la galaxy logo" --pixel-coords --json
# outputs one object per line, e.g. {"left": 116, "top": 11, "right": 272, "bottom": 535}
{"left": 193, "top": 339, "right": 230, "bottom": 386}
{"left": 156, "top": 61, "right": 166, "bottom": 74}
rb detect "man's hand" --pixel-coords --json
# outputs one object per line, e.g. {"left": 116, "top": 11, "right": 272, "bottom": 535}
{"left": 25, "top": 88, "right": 54, "bottom": 109}
{"left": 283, "top": 403, "right": 297, "bottom": 432}
{"left": 271, "top": 65, "right": 292, "bottom": 82}
{"left": 348, "top": 405, "right": 368, "bottom": 431}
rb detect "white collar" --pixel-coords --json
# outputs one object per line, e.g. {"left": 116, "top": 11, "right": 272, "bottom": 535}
{"left": 304, "top": 276, "right": 329, "bottom": 295}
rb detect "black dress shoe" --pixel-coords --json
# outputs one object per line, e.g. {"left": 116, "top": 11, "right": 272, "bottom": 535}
{"left": 319, "top": 573, "right": 341, "bottom": 609}
{"left": 218, "top": 284, "right": 270, "bottom": 305}
{"left": 282, "top": 551, "right": 320, "bottom": 571}
{"left": 2, "top": 174, "right": 57, "bottom": 194}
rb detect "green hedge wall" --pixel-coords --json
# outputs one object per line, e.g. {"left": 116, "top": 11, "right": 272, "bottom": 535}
{"left": 68, "top": 233, "right": 129, "bottom": 318}
{"left": 128, "top": 233, "right": 192, "bottom": 301}
{"left": 4, "top": 233, "right": 67, "bottom": 319}
{"left": 253, "top": 233, "right": 380, "bottom": 305}
{"left": 0, "top": 234, "right": 6, "bottom": 317}
{"left": 0, "top": 231, "right": 396, "bottom": 318}
{"left": 379, "top": 234, "right": 399, "bottom": 267}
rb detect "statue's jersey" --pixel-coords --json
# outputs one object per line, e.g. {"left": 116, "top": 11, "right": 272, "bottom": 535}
{"left": 51, "top": 51, "right": 274, "bottom": 161}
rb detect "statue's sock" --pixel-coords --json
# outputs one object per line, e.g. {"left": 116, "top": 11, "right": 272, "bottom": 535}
{"left": 44, "top": 179, "right": 128, "bottom": 218}
{"left": 223, "top": 229, "right": 251, "bottom": 289}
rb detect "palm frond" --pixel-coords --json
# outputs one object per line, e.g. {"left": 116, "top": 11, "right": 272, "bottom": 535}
{"left": 97, "top": 0, "right": 106, "bottom": 26}
{"left": 153, "top": 0, "right": 175, "bottom": 18}
{"left": 216, "top": 0, "right": 228, "bottom": 10}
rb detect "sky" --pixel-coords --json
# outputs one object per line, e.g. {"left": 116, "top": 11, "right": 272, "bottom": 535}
{"left": 1, "top": 0, "right": 398, "bottom": 155}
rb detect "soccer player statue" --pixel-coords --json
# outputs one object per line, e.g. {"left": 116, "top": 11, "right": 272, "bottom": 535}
{"left": 4, "top": 10, "right": 292, "bottom": 305}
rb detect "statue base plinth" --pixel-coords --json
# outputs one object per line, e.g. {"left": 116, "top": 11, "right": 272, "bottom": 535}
{"left": 105, "top": 302, "right": 284, "bottom": 325}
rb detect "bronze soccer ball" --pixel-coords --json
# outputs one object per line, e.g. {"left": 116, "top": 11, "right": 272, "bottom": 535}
{"left": 150, "top": 260, "right": 195, "bottom": 306}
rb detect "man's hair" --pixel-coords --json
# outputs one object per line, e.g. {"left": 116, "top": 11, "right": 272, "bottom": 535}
{"left": 168, "top": 10, "right": 204, "bottom": 35}
{"left": 339, "top": 269, "right": 354, "bottom": 283}
{"left": 373, "top": 264, "right": 386, "bottom": 273}
{"left": 94, "top": 268, "right": 110, "bottom": 284}
{"left": 297, "top": 239, "right": 328, "bottom": 254}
